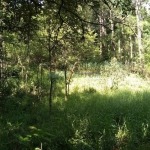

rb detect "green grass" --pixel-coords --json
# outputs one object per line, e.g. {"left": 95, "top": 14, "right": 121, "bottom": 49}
{"left": 1, "top": 73, "right": 150, "bottom": 149}
{"left": 1, "top": 89, "right": 150, "bottom": 149}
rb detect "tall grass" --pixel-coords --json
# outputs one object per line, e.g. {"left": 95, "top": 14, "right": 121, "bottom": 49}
{"left": 1, "top": 61, "right": 150, "bottom": 149}
{"left": 1, "top": 88, "right": 150, "bottom": 149}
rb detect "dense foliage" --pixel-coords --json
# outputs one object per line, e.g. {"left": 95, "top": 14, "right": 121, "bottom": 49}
{"left": 1, "top": 0, "right": 150, "bottom": 149}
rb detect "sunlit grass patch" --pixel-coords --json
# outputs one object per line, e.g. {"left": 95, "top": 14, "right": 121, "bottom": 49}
{"left": 70, "top": 72, "right": 150, "bottom": 94}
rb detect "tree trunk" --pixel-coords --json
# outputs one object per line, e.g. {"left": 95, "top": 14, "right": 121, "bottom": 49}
{"left": 64, "top": 68, "right": 68, "bottom": 101}
{"left": 98, "top": 7, "right": 107, "bottom": 60}
{"left": 135, "top": 0, "right": 143, "bottom": 62}
{"left": 40, "top": 64, "right": 43, "bottom": 101}
{"left": 121, "top": 25, "right": 126, "bottom": 64}
{"left": 49, "top": 77, "right": 53, "bottom": 113}
{"left": 118, "top": 39, "right": 121, "bottom": 61}
{"left": 129, "top": 36, "right": 133, "bottom": 63}
{"left": 0, "top": 34, "right": 3, "bottom": 99}
{"left": 48, "top": 20, "right": 53, "bottom": 114}
{"left": 49, "top": 57, "right": 53, "bottom": 114}
{"left": 0, "top": 34, "right": 2, "bottom": 83}
{"left": 110, "top": 9, "right": 115, "bottom": 58}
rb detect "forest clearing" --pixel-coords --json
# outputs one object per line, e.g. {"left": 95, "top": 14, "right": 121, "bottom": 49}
{"left": 1, "top": 0, "right": 150, "bottom": 149}
{"left": 1, "top": 67, "right": 150, "bottom": 150}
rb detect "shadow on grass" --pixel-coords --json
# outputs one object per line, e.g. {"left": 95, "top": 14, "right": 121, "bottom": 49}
{"left": 1, "top": 89, "right": 150, "bottom": 150}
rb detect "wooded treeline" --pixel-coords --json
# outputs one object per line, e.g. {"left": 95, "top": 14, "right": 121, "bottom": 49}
{"left": 0, "top": 0, "right": 150, "bottom": 111}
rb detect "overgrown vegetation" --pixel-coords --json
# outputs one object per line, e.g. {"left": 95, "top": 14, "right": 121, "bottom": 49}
{"left": 1, "top": 0, "right": 150, "bottom": 149}
{"left": 1, "top": 66, "right": 150, "bottom": 150}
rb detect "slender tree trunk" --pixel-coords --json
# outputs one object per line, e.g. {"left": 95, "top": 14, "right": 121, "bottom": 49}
{"left": 25, "top": 70, "right": 28, "bottom": 87}
{"left": 64, "top": 68, "right": 68, "bottom": 101}
{"left": 48, "top": 20, "right": 53, "bottom": 114}
{"left": 40, "top": 64, "right": 43, "bottom": 101}
{"left": 121, "top": 25, "right": 126, "bottom": 63}
{"left": 110, "top": 9, "right": 115, "bottom": 58}
{"left": 49, "top": 55, "right": 52, "bottom": 113}
{"left": 0, "top": 34, "right": 3, "bottom": 99}
{"left": 49, "top": 77, "right": 53, "bottom": 113}
{"left": 36, "top": 63, "right": 42, "bottom": 101}
{"left": 0, "top": 35, "right": 2, "bottom": 83}
{"left": 118, "top": 39, "right": 121, "bottom": 61}
{"left": 98, "top": 7, "right": 107, "bottom": 60}
{"left": 135, "top": 0, "right": 143, "bottom": 62}
{"left": 130, "top": 36, "right": 133, "bottom": 63}
{"left": 64, "top": 62, "right": 77, "bottom": 101}
{"left": 37, "top": 64, "right": 40, "bottom": 99}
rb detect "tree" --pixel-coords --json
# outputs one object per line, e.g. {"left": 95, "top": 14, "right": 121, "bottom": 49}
{"left": 1, "top": 0, "right": 140, "bottom": 113}
{"left": 135, "top": 0, "right": 143, "bottom": 62}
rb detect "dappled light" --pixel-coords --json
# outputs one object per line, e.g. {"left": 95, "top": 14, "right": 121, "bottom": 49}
{"left": 1, "top": 0, "right": 150, "bottom": 149}
{"left": 1, "top": 87, "right": 150, "bottom": 149}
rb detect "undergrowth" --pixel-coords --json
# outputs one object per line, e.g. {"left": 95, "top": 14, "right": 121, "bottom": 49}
{"left": 1, "top": 89, "right": 150, "bottom": 150}
{"left": 1, "top": 60, "right": 150, "bottom": 149}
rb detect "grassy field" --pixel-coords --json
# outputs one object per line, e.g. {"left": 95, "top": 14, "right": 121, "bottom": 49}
{"left": 1, "top": 71, "right": 150, "bottom": 150}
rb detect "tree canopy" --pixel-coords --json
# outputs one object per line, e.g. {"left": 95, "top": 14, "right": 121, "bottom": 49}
{"left": 2, "top": 0, "right": 150, "bottom": 149}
